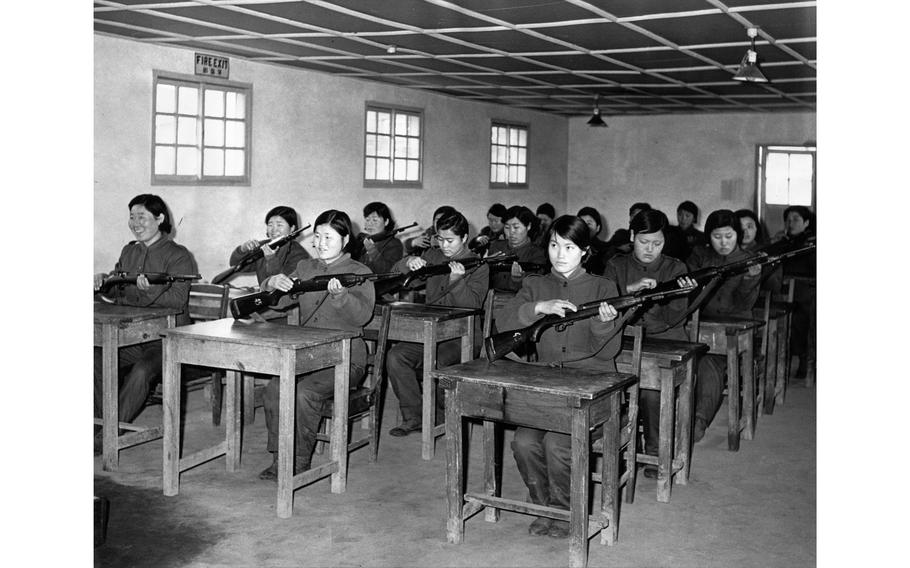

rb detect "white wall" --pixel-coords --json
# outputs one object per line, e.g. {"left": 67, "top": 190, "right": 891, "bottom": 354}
{"left": 566, "top": 112, "right": 816, "bottom": 238}
{"left": 94, "top": 34, "right": 568, "bottom": 283}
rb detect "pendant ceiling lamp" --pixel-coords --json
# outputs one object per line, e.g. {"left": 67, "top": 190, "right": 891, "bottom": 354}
{"left": 732, "top": 27, "right": 769, "bottom": 83}
{"left": 586, "top": 94, "right": 607, "bottom": 127}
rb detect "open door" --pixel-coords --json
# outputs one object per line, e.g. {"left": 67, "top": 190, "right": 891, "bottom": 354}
{"left": 756, "top": 145, "right": 816, "bottom": 239}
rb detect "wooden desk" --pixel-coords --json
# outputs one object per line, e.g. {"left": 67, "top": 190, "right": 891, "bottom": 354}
{"left": 616, "top": 337, "right": 708, "bottom": 502}
{"left": 753, "top": 306, "right": 789, "bottom": 415}
{"left": 94, "top": 302, "right": 178, "bottom": 471}
{"left": 161, "top": 318, "right": 356, "bottom": 518}
{"left": 365, "top": 301, "right": 480, "bottom": 460}
{"left": 694, "top": 317, "right": 763, "bottom": 451}
{"left": 434, "top": 359, "right": 637, "bottom": 568}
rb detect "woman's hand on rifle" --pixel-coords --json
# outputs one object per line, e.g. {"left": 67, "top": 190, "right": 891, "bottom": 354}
{"left": 677, "top": 276, "right": 697, "bottom": 290}
{"left": 746, "top": 264, "right": 762, "bottom": 277}
{"left": 535, "top": 299, "right": 578, "bottom": 317}
{"left": 406, "top": 256, "right": 427, "bottom": 272}
{"left": 597, "top": 302, "right": 618, "bottom": 322}
{"left": 265, "top": 273, "right": 294, "bottom": 292}
{"left": 240, "top": 239, "right": 260, "bottom": 252}
{"left": 448, "top": 261, "right": 465, "bottom": 282}
{"left": 626, "top": 277, "right": 657, "bottom": 293}
{"left": 326, "top": 277, "right": 346, "bottom": 297}
{"left": 510, "top": 261, "right": 524, "bottom": 280}
{"left": 94, "top": 273, "right": 106, "bottom": 291}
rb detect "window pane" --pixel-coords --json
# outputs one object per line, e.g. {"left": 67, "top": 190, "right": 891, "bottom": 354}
{"left": 497, "top": 146, "right": 507, "bottom": 163}
{"left": 508, "top": 166, "right": 518, "bottom": 183}
{"left": 789, "top": 154, "right": 814, "bottom": 205}
{"left": 177, "top": 86, "right": 198, "bottom": 115}
{"left": 225, "top": 121, "right": 245, "bottom": 147}
{"left": 407, "top": 160, "right": 419, "bottom": 181}
{"left": 509, "top": 147, "right": 519, "bottom": 165}
{"left": 225, "top": 92, "right": 245, "bottom": 119}
{"left": 156, "top": 84, "right": 176, "bottom": 113}
{"left": 490, "top": 128, "right": 497, "bottom": 144}
{"left": 408, "top": 139, "right": 419, "bottom": 159}
{"left": 490, "top": 164, "right": 497, "bottom": 181}
{"left": 365, "top": 157, "right": 376, "bottom": 179}
{"left": 518, "top": 148, "right": 527, "bottom": 165}
{"left": 517, "top": 166, "right": 526, "bottom": 184}
{"left": 225, "top": 149, "right": 244, "bottom": 176}
{"left": 176, "top": 146, "right": 198, "bottom": 175}
{"left": 393, "top": 159, "right": 407, "bottom": 180}
{"left": 204, "top": 118, "right": 224, "bottom": 146}
{"left": 154, "top": 146, "right": 175, "bottom": 175}
{"left": 377, "top": 112, "right": 391, "bottom": 134}
{"left": 203, "top": 148, "right": 224, "bottom": 176}
{"left": 205, "top": 89, "right": 225, "bottom": 118}
{"left": 395, "top": 113, "right": 408, "bottom": 135}
{"left": 365, "top": 134, "right": 377, "bottom": 156}
{"left": 155, "top": 115, "right": 176, "bottom": 144}
{"left": 376, "top": 135, "right": 390, "bottom": 157}
{"left": 394, "top": 137, "right": 407, "bottom": 158}
{"left": 509, "top": 128, "right": 519, "bottom": 146}
{"left": 490, "top": 146, "right": 497, "bottom": 162}
{"left": 408, "top": 115, "right": 420, "bottom": 136}
{"left": 518, "top": 128, "right": 527, "bottom": 146}
{"left": 366, "top": 110, "right": 377, "bottom": 132}
{"left": 497, "top": 165, "right": 507, "bottom": 181}
{"left": 177, "top": 117, "right": 196, "bottom": 145}
{"left": 765, "top": 153, "right": 789, "bottom": 204}
{"left": 376, "top": 157, "right": 390, "bottom": 180}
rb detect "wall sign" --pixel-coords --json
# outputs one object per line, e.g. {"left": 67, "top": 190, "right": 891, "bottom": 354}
{"left": 195, "top": 53, "right": 229, "bottom": 78}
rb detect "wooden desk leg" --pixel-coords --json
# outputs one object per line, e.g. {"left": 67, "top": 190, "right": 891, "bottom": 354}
{"left": 421, "top": 320, "right": 437, "bottom": 461}
{"left": 444, "top": 386, "right": 465, "bottom": 544}
{"left": 162, "top": 336, "right": 180, "bottom": 496}
{"left": 775, "top": 318, "right": 788, "bottom": 407}
{"left": 600, "top": 394, "right": 620, "bottom": 547}
{"left": 569, "top": 406, "right": 591, "bottom": 568}
{"left": 243, "top": 374, "right": 255, "bottom": 425}
{"left": 277, "top": 350, "right": 296, "bottom": 519}
{"left": 780, "top": 313, "right": 792, "bottom": 402}
{"left": 225, "top": 370, "right": 242, "bottom": 472}
{"left": 483, "top": 420, "right": 500, "bottom": 522}
{"left": 656, "top": 370, "right": 674, "bottom": 503}
{"left": 764, "top": 319, "right": 779, "bottom": 415}
{"left": 331, "top": 339, "right": 351, "bottom": 494}
{"left": 725, "top": 330, "right": 741, "bottom": 452}
{"left": 101, "top": 323, "right": 119, "bottom": 472}
{"left": 742, "top": 333, "right": 756, "bottom": 441}
{"left": 675, "top": 360, "right": 693, "bottom": 486}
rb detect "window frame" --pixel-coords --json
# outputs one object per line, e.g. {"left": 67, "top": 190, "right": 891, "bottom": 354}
{"left": 363, "top": 102, "right": 424, "bottom": 189}
{"left": 151, "top": 70, "right": 253, "bottom": 186}
{"left": 489, "top": 121, "right": 530, "bottom": 190}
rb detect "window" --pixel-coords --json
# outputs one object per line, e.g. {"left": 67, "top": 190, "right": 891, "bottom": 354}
{"left": 490, "top": 122, "right": 528, "bottom": 188}
{"left": 152, "top": 71, "right": 252, "bottom": 185}
{"left": 758, "top": 145, "right": 815, "bottom": 206}
{"left": 364, "top": 105, "right": 422, "bottom": 187}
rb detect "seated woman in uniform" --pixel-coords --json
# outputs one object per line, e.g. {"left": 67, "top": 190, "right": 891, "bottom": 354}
{"left": 93, "top": 194, "right": 197, "bottom": 451}
{"left": 228, "top": 205, "right": 309, "bottom": 285}
{"left": 576, "top": 206, "right": 610, "bottom": 275}
{"left": 534, "top": 203, "right": 556, "bottom": 248}
{"left": 497, "top": 215, "right": 621, "bottom": 539}
{"left": 603, "top": 209, "right": 694, "bottom": 478}
{"left": 735, "top": 208, "right": 781, "bottom": 292}
{"left": 773, "top": 205, "right": 816, "bottom": 378}
{"left": 257, "top": 210, "right": 375, "bottom": 480}
{"left": 487, "top": 205, "right": 548, "bottom": 293}
{"left": 386, "top": 209, "right": 490, "bottom": 437}
{"left": 353, "top": 201, "right": 405, "bottom": 274}
{"left": 469, "top": 203, "right": 507, "bottom": 254}
{"left": 686, "top": 209, "right": 762, "bottom": 441}
{"left": 408, "top": 204, "right": 456, "bottom": 255}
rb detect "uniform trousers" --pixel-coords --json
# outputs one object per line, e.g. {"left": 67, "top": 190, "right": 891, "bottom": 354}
{"left": 93, "top": 342, "right": 162, "bottom": 425}
{"left": 386, "top": 338, "right": 472, "bottom": 423}
{"left": 511, "top": 427, "right": 572, "bottom": 511}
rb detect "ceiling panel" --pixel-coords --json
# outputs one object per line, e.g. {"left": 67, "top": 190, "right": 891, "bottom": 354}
{"left": 579, "top": 0, "right": 717, "bottom": 19}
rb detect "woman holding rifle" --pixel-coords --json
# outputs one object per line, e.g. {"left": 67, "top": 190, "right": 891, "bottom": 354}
{"left": 257, "top": 209, "right": 375, "bottom": 480}
{"left": 496, "top": 215, "right": 621, "bottom": 539}
{"left": 227, "top": 205, "right": 309, "bottom": 285}
{"left": 353, "top": 201, "right": 406, "bottom": 274}
{"left": 487, "top": 205, "right": 548, "bottom": 293}
{"left": 386, "top": 208, "right": 490, "bottom": 437}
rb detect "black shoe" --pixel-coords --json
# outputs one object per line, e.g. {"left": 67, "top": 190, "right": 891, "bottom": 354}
{"left": 693, "top": 418, "right": 708, "bottom": 443}
{"left": 642, "top": 465, "right": 658, "bottom": 479}
{"left": 548, "top": 520, "right": 570, "bottom": 539}
{"left": 389, "top": 420, "right": 421, "bottom": 437}
{"left": 528, "top": 517, "right": 551, "bottom": 536}
{"left": 259, "top": 456, "right": 279, "bottom": 481}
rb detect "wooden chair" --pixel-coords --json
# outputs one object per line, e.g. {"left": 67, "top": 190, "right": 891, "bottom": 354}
{"left": 592, "top": 325, "right": 643, "bottom": 504}
{"left": 312, "top": 303, "right": 393, "bottom": 462}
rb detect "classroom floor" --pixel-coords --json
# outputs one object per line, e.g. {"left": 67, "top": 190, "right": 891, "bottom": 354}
{"left": 93, "top": 375, "right": 816, "bottom": 568}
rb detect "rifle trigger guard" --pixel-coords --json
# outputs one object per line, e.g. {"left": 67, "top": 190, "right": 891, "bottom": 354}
{"left": 554, "top": 321, "right": 573, "bottom": 333}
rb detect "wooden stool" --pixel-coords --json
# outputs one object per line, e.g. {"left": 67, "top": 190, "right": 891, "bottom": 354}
{"left": 434, "top": 359, "right": 637, "bottom": 568}
{"left": 616, "top": 337, "right": 708, "bottom": 502}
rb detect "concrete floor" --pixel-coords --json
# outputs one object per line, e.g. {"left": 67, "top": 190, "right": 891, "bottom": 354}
{"left": 94, "top": 378, "right": 815, "bottom": 568}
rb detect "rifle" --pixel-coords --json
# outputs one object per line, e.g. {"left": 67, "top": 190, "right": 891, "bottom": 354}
{"left": 96, "top": 272, "right": 201, "bottom": 294}
{"left": 212, "top": 224, "right": 311, "bottom": 285}
{"left": 401, "top": 253, "right": 517, "bottom": 288}
{"left": 490, "top": 261, "right": 549, "bottom": 273}
{"left": 357, "top": 222, "right": 419, "bottom": 244}
{"left": 484, "top": 285, "right": 696, "bottom": 362}
{"left": 229, "top": 272, "right": 399, "bottom": 319}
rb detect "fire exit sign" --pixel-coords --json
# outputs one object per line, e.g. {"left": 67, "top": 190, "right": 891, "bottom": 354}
{"left": 195, "top": 53, "right": 229, "bottom": 78}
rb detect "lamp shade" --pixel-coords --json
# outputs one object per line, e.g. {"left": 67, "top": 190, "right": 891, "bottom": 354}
{"left": 732, "top": 51, "right": 768, "bottom": 82}
{"left": 587, "top": 109, "right": 607, "bottom": 127}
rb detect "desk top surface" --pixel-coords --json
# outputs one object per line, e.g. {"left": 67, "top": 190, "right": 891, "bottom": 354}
{"left": 376, "top": 301, "right": 481, "bottom": 321}
{"left": 620, "top": 337, "right": 709, "bottom": 361}
{"left": 161, "top": 317, "right": 357, "bottom": 348}
{"left": 699, "top": 317, "right": 763, "bottom": 331}
{"left": 94, "top": 302, "right": 179, "bottom": 324}
{"left": 432, "top": 358, "right": 636, "bottom": 399}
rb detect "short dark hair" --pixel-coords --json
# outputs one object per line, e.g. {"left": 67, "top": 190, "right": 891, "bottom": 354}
{"left": 487, "top": 203, "right": 508, "bottom": 221}
{"left": 536, "top": 202, "right": 556, "bottom": 219}
{"left": 363, "top": 201, "right": 396, "bottom": 232}
{"left": 264, "top": 205, "right": 299, "bottom": 229}
{"left": 432, "top": 205, "right": 456, "bottom": 221}
{"left": 704, "top": 209, "right": 743, "bottom": 245}
{"left": 313, "top": 209, "right": 355, "bottom": 251}
{"left": 436, "top": 209, "right": 470, "bottom": 238}
{"left": 677, "top": 200, "right": 699, "bottom": 222}
{"left": 128, "top": 194, "right": 172, "bottom": 234}
{"left": 629, "top": 202, "right": 652, "bottom": 216}
{"left": 576, "top": 206, "right": 602, "bottom": 232}
{"left": 783, "top": 205, "right": 813, "bottom": 226}
{"left": 549, "top": 215, "right": 592, "bottom": 253}
{"left": 734, "top": 208, "right": 766, "bottom": 245}
{"left": 630, "top": 209, "right": 669, "bottom": 236}
{"left": 504, "top": 205, "right": 539, "bottom": 239}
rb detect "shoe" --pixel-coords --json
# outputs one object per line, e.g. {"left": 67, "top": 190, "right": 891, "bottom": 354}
{"left": 389, "top": 420, "right": 421, "bottom": 437}
{"left": 93, "top": 432, "right": 103, "bottom": 457}
{"left": 258, "top": 456, "right": 311, "bottom": 482}
{"left": 642, "top": 465, "right": 658, "bottom": 480}
{"left": 693, "top": 418, "right": 708, "bottom": 443}
{"left": 548, "top": 520, "right": 570, "bottom": 539}
{"left": 528, "top": 517, "right": 551, "bottom": 536}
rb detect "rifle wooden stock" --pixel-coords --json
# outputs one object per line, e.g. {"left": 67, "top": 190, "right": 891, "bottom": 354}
{"left": 483, "top": 286, "right": 694, "bottom": 362}
{"left": 401, "top": 253, "right": 518, "bottom": 288}
{"left": 97, "top": 272, "right": 201, "bottom": 294}
{"left": 229, "top": 272, "right": 397, "bottom": 319}
{"left": 212, "top": 224, "right": 311, "bottom": 284}
{"left": 358, "top": 221, "right": 419, "bottom": 244}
